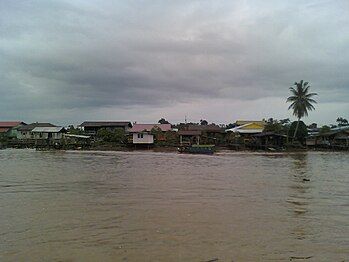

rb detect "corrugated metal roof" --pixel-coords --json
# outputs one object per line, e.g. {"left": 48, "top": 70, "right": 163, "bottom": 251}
{"left": 0, "top": 121, "right": 24, "bottom": 127}
{"left": 18, "top": 123, "right": 56, "bottom": 131}
{"left": 226, "top": 123, "right": 264, "bottom": 133}
{"left": 178, "top": 130, "right": 202, "bottom": 136}
{"left": 32, "top": 127, "right": 66, "bottom": 133}
{"left": 129, "top": 124, "right": 172, "bottom": 132}
{"left": 235, "top": 120, "right": 266, "bottom": 126}
{"left": 64, "top": 134, "right": 90, "bottom": 139}
{"left": 79, "top": 121, "right": 132, "bottom": 127}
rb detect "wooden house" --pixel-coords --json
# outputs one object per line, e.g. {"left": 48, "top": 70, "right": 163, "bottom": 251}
{"left": 17, "top": 123, "right": 56, "bottom": 140}
{"left": 306, "top": 127, "right": 349, "bottom": 149}
{"left": 31, "top": 127, "right": 67, "bottom": 140}
{"left": 0, "top": 121, "right": 26, "bottom": 138}
{"left": 178, "top": 124, "right": 225, "bottom": 145}
{"left": 79, "top": 121, "right": 132, "bottom": 135}
{"left": 178, "top": 130, "right": 202, "bottom": 145}
{"left": 252, "top": 132, "right": 287, "bottom": 150}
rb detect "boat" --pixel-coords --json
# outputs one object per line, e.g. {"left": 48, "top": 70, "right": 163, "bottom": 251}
{"left": 178, "top": 144, "right": 215, "bottom": 154}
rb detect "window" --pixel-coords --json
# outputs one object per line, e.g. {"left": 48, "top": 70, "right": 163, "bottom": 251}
{"left": 137, "top": 133, "right": 144, "bottom": 139}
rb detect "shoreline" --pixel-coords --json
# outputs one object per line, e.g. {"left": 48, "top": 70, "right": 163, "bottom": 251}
{"left": 1, "top": 145, "right": 347, "bottom": 153}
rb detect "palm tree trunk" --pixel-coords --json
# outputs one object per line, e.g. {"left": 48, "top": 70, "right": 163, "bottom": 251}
{"left": 293, "top": 118, "right": 300, "bottom": 140}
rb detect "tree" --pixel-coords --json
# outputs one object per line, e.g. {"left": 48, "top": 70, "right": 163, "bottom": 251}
{"left": 263, "top": 118, "right": 290, "bottom": 135}
{"left": 319, "top": 125, "right": 331, "bottom": 134}
{"left": 158, "top": 118, "right": 170, "bottom": 124}
{"left": 200, "top": 119, "right": 208, "bottom": 125}
{"left": 289, "top": 121, "right": 308, "bottom": 144}
{"left": 336, "top": 117, "right": 348, "bottom": 127}
{"left": 287, "top": 80, "right": 317, "bottom": 140}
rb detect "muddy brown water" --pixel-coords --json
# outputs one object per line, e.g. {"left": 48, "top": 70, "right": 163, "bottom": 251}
{"left": 0, "top": 149, "right": 348, "bottom": 261}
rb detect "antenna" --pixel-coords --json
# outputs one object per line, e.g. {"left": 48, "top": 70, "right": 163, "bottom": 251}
{"left": 185, "top": 115, "right": 187, "bottom": 124}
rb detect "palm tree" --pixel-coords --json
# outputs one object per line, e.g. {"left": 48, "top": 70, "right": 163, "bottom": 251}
{"left": 287, "top": 80, "right": 317, "bottom": 139}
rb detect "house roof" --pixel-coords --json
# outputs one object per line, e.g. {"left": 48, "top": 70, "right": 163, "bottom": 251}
{"left": 64, "top": 134, "right": 90, "bottom": 139}
{"left": 79, "top": 121, "right": 132, "bottom": 127}
{"left": 226, "top": 123, "right": 264, "bottom": 133}
{"left": 235, "top": 120, "right": 266, "bottom": 126}
{"left": 18, "top": 123, "right": 56, "bottom": 131}
{"left": 32, "top": 127, "right": 66, "bottom": 133}
{"left": 129, "top": 124, "right": 172, "bottom": 133}
{"left": 186, "top": 124, "right": 224, "bottom": 133}
{"left": 0, "top": 121, "right": 25, "bottom": 128}
{"left": 310, "top": 129, "right": 349, "bottom": 138}
{"left": 178, "top": 130, "right": 202, "bottom": 136}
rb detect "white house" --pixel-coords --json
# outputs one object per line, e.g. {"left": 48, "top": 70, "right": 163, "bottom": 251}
{"left": 128, "top": 124, "right": 172, "bottom": 144}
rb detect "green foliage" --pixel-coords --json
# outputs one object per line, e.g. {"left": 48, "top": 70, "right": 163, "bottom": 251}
{"left": 319, "top": 125, "right": 331, "bottom": 134}
{"left": 287, "top": 80, "right": 317, "bottom": 120}
{"left": 164, "top": 131, "right": 178, "bottom": 146}
{"left": 0, "top": 133, "right": 8, "bottom": 143}
{"left": 336, "top": 117, "right": 348, "bottom": 126}
{"left": 158, "top": 118, "right": 170, "bottom": 124}
{"left": 200, "top": 119, "right": 208, "bottom": 125}
{"left": 150, "top": 126, "right": 162, "bottom": 137}
{"left": 225, "top": 123, "right": 236, "bottom": 129}
{"left": 289, "top": 121, "right": 308, "bottom": 143}
{"left": 263, "top": 118, "right": 290, "bottom": 135}
{"left": 67, "top": 125, "right": 84, "bottom": 135}
{"left": 97, "top": 128, "right": 126, "bottom": 144}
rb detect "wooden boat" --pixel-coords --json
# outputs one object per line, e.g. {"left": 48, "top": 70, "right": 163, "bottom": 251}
{"left": 178, "top": 144, "right": 215, "bottom": 154}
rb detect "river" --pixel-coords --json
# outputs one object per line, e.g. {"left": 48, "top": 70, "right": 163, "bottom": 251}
{"left": 0, "top": 149, "right": 348, "bottom": 261}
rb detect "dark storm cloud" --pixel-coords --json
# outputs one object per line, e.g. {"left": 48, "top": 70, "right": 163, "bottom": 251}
{"left": 0, "top": 0, "right": 348, "bottom": 124}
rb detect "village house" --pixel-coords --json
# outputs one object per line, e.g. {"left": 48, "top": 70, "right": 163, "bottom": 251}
{"left": 128, "top": 124, "right": 172, "bottom": 145}
{"left": 178, "top": 124, "right": 225, "bottom": 145}
{"left": 252, "top": 132, "right": 287, "bottom": 150}
{"left": 79, "top": 121, "right": 132, "bottom": 135}
{"left": 178, "top": 130, "right": 202, "bottom": 145}
{"left": 306, "top": 126, "right": 349, "bottom": 149}
{"left": 17, "top": 123, "right": 56, "bottom": 140}
{"left": 31, "top": 127, "right": 67, "bottom": 146}
{"left": 226, "top": 120, "right": 266, "bottom": 134}
{"left": 0, "top": 121, "right": 26, "bottom": 138}
{"left": 225, "top": 120, "right": 266, "bottom": 148}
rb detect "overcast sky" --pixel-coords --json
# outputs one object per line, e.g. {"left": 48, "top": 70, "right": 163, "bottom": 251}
{"left": 1, "top": 0, "right": 348, "bottom": 126}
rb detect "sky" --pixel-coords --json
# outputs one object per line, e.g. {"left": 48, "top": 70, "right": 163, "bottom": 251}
{"left": 1, "top": 0, "right": 349, "bottom": 126}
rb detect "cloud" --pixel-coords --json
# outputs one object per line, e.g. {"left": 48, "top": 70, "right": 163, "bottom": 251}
{"left": 0, "top": 0, "right": 348, "bottom": 125}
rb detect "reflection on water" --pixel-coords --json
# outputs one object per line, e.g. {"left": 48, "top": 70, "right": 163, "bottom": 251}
{"left": 0, "top": 149, "right": 348, "bottom": 261}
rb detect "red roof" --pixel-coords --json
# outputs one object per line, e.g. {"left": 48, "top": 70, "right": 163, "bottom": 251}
{"left": 129, "top": 124, "right": 172, "bottom": 133}
{"left": 0, "top": 121, "right": 23, "bottom": 128}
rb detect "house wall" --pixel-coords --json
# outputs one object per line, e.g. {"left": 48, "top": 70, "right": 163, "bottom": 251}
{"left": 132, "top": 133, "right": 153, "bottom": 144}
{"left": 84, "top": 126, "right": 129, "bottom": 135}
{"left": 33, "top": 132, "right": 64, "bottom": 140}
{"left": 17, "top": 131, "right": 34, "bottom": 140}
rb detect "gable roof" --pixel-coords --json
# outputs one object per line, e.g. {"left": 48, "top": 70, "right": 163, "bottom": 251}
{"left": 32, "top": 127, "right": 66, "bottom": 133}
{"left": 129, "top": 124, "right": 172, "bottom": 133}
{"left": 235, "top": 120, "right": 266, "bottom": 126}
{"left": 186, "top": 124, "right": 224, "bottom": 133}
{"left": 18, "top": 123, "right": 56, "bottom": 131}
{"left": 79, "top": 121, "right": 132, "bottom": 128}
{"left": 226, "top": 122, "right": 264, "bottom": 133}
{"left": 0, "top": 121, "right": 25, "bottom": 128}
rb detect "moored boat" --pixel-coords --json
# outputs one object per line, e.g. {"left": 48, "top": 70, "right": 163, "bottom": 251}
{"left": 178, "top": 144, "right": 215, "bottom": 154}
